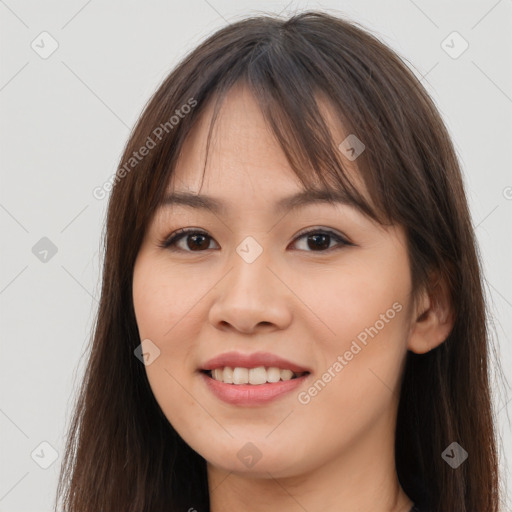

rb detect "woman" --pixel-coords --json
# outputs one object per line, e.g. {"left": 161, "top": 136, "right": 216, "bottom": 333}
{"left": 55, "top": 11, "right": 501, "bottom": 512}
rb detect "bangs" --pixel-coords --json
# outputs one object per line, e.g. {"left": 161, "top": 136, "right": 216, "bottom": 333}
{"left": 162, "top": 26, "right": 408, "bottom": 228}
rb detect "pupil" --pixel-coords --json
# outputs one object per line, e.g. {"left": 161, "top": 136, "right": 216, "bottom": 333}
{"left": 308, "top": 234, "right": 329, "bottom": 251}
{"left": 189, "top": 234, "right": 208, "bottom": 250}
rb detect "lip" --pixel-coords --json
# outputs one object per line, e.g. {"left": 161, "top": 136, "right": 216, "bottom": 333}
{"left": 200, "top": 351, "right": 311, "bottom": 373}
{"left": 200, "top": 371, "right": 310, "bottom": 406}
{"left": 199, "top": 351, "right": 311, "bottom": 406}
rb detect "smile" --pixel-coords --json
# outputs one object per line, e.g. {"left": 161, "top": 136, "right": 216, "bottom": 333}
{"left": 200, "top": 368, "right": 310, "bottom": 406}
{"left": 199, "top": 351, "right": 311, "bottom": 405}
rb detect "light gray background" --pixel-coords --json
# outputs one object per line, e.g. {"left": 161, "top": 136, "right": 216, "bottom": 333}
{"left": 1, "top": 1, "right": 511, "bottom": 511}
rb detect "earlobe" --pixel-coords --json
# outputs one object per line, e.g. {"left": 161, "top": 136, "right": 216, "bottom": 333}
{"left": 407, "top": 273, "right": 455, "bottom": 354}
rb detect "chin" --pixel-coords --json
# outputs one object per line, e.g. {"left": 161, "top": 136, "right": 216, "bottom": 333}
{"left": 200, "top": 441, "right": 308, "bottom": 478}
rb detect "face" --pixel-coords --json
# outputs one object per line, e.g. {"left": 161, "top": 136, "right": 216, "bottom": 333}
{"left": 132, "top": 84, "right": 417, "bottom": 479}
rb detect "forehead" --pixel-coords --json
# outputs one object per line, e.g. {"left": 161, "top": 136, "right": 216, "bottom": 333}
{"left": 169, "top": 86, "right": 300, "bottom": 193}
{"left": 168, "top": 84, "right": 363, "bottom": 199}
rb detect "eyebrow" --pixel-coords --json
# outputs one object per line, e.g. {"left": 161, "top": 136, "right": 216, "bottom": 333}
{"left": 159, "top": 189, "right": 355, "bottom": 215}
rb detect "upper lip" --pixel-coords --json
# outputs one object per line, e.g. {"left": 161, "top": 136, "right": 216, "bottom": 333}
{"left": 200, "top": 351, "right": 311, "bottom": 373}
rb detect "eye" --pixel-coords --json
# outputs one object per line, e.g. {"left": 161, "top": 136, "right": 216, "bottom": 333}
{"left": 158, "top": 227, "right": 352, "bottom": 253}
{"left": 291, "top": 228, "right": 352, "bottom": 252}
{"left": 158, "top": 228, "right": 218, "bottom": 252}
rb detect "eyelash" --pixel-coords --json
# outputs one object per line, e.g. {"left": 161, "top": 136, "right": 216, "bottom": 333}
{"left": 158, "top": 227, "right": 353, "bottom": 253}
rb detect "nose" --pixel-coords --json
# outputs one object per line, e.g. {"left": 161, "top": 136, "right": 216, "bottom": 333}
{"left": 207, "top": 245, "right": 293, "bottom": 334}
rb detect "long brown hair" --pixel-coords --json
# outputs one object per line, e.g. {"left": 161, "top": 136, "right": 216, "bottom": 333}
{"left": 55, "top": 10, "right": 501, "bottom": 511}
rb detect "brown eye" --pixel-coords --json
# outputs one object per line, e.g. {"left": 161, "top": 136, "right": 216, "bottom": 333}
{"left": 290, "top": 229, "right": 352, "bottom": 252}
{"left": 159, "top": 229, "right": 218, "bottom": 252}
{"left": 183, "top": 233, "right": 211, "bottom": 251}
{"left": 305, "top": 233, "right": 331, "bottom": 251}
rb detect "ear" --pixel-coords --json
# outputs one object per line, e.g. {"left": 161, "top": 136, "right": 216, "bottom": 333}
{"left": 407, "top": 272, "right": 455, "bottom": 354}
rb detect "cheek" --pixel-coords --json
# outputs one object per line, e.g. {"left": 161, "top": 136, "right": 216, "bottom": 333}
{"left": 132, "top": 252, "right": 201, "bottom": 339}
{"left": 306, "top": 255, "right": 409, "bottom": 344}
{"left": 302, "top": 253, "right": 411, "bottom": 399}
{"left": 132, "top": 259, "right": 198, "bottom": 374}
{"left": 294, "top": 281, "right": 409, "bottom": 452}
{"left": 132, "top": 252, "right": 208, "bottom": 425}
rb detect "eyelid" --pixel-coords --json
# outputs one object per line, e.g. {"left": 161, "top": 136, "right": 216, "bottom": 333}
{"left": 292, "top": 226, "right": 351, "bottom": 245}
{"left": 158, "top": 226, "right": 353, "bottom": 252}
{"left": 157, "top": 227, "right": 214, "bottom": 250}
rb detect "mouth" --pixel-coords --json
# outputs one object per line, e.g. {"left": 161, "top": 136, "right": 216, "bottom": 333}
{"left": 200, "top": 368, "right": 310, "bottom": 406}
{"left": 199, "top": 351, "right": 311, "bottom": 405}
{"left": 201, "top": 366, "right": 310, "bottom": 385}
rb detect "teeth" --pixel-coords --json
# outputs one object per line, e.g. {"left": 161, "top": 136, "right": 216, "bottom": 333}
{"left": 222, "top": 367, "right": 233, "bottom": 384}
{"left": 280, "top": 369, "right": 294, "bottom": 381}
{"left": 233, "top": 367, "right": 248, "bottom": 384}
{"left": 267, "top": 367, "right": 281, "bottom": 383}
{"left": 249, "top": 366, "right": 267, "bottom": 385}
{"left": 212, "top": 368, "right": 224, "bottom": 381}
{"left": 208, "top": 366, "right": 305, "bottom": 385}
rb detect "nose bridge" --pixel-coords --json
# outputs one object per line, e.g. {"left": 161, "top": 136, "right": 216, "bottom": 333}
{"left": 228, "top": 233, "right": 272, "bottom": 298}
{"left": 235, "top": 234, "right": 267, "bottom": 266}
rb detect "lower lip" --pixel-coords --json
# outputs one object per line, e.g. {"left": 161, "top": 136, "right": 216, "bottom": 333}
{"left": 200, "top": 371, "right": 309, "bottom": 406}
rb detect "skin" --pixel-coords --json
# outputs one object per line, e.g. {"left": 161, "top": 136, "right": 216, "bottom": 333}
{"left": 132, "top": 83, "right": 454, "bottom": 511}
